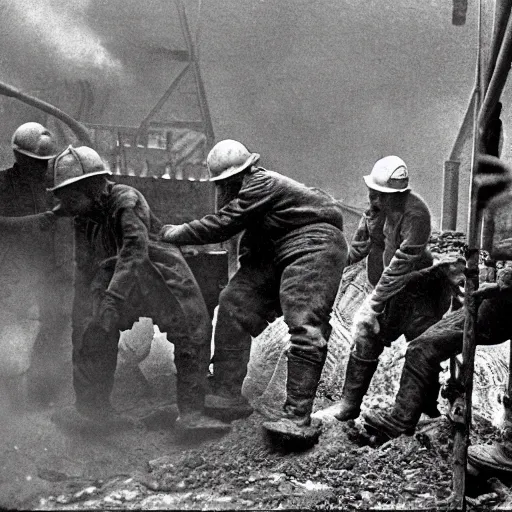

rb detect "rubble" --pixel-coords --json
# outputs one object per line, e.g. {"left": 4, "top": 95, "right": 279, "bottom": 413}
{"left": 4, "top": 229, "right": 512, "bottom": 510}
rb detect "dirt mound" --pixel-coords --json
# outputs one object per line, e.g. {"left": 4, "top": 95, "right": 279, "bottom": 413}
{"left": 35, "top": 410, "right": 505, "bottom": 510}
{"left": 8, "top": 230, "right": 512, "bottom": 510}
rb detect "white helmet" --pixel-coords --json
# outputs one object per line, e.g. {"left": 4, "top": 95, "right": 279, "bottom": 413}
{"left": 207, "top": 139, "right": 260, "bottom": 182}
{"left": 363, "top": 156, "right": 410, "bottom": 193}
{"left": 12, "top": 122, "right": 57, "bottom": 160}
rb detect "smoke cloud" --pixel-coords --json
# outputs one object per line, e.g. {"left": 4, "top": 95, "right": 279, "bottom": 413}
{"left": 2, "top": 0, "right": 122, "bottom": 83}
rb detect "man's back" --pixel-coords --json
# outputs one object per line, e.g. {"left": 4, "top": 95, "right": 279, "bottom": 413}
{"left": 0, "top": 164, "right": 53, "bottom": 216}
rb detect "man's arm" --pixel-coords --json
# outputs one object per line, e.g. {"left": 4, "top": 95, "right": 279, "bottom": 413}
{"left": 161, "top": 172, "right": 273, "bottom": 245}
{"left": 368, "top": 210, "right": 431, "bottom": 312}
{"left": 105, "top": 208, "right": 150, "bottom": 301}
{"left": 347, "top": 209, "right": 385, "bottom": 266}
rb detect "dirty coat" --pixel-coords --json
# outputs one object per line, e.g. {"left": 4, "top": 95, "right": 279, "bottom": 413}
{"left": 72, "top": 182, "right": 212, "bottom": 411}
{"left": 347, "top": 191, "right": 444, "bottom": 360}
{"left": 162, "top": 167, "right": 348, "bottom": 368}
{"left": 0, "top": 164, "right": 59, "bottom": 311}
{"left": 348, "top": 190, "right": 433, "bottom": 308}
{"left": 0, "top": 163, "right": 72, "bottom": 402}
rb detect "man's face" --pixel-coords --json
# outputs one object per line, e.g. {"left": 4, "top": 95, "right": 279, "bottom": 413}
{"left": 216, "top": 174, "right": 244, "bottom": 208}
{"left": 54, "top": 187, "right": 94, "bottom": 216}
{"left": 368, "top": 189, "right": 383, "bottom": 212}
{"left": 368, "top": 189, "right": 399, "bottom": 213}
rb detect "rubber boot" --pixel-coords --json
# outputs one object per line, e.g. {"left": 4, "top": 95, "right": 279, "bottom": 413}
{"left": 174, "top": 347, "right": 231, "bottom": 436}
{"left": 332, "top": 352, "right": 379, "bottom": 421}
{"left": 175, "top": 410, "right": 231, "bottom": 436}
{"left": 263, "top": 353, "right": 324, "bottom": 446}
{"left": 204, "top": 348, "right": 253, "bottom": 422}
{"left": 363, "top": 359, "right": 429, "bottom": 442}
{"left": 51, "top": 399, "right": 135, "bottom": 434}
{"left": 52, "top": 326, "right": 133, "bottom": 433}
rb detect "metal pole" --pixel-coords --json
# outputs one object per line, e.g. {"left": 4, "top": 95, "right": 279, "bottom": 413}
{"left": 450, "top": 0, "right": 483, "bottom": 508}
{"left": 485, "top": 0, "right": 512, "bottom": 89}
{"left": 478, "top": 8, "right": 512, "bottom": 132}
{"left": 0, "top": 81, "right": 93, "bottom": 147}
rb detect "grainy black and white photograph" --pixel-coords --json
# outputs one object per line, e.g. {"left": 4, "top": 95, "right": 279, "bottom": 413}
{"left": 1, "top": 0, "right": 512, "bottom": 509}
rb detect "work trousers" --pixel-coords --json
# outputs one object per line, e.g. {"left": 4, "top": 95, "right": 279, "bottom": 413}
{"left": 353, "top": 269, "right": 448, "bottom": 361}
{"left": 72, "top": 243, "right": 212, "bottom": 412}
{"left": 214, "top": 223, "right": 348, "bottom": 367}
{"left": 404, "top": 295, "right": 512, "bottom": 386}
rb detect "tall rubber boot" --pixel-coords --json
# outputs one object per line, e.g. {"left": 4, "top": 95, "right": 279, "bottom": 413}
{"left": 332, "top": 352, "right": 379, "bottom": 421}
{"left": 174, "top": 346, "right": 231, "bottom": 435}
{"left": 363, "top": 358, "right": 430, "bottom": 441}
{"left": 52, "top": 324, "right": 133, "bottom": 433}
{"left": 263, "top": 353, "right": 324, "bottom": 445}
{"left": 204, "top": 347, "right": 253, "bottom": 422}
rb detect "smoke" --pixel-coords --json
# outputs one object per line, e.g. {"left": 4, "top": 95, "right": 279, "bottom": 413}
{"left": 3, "top": 0, "right": 122, "bottom": 81}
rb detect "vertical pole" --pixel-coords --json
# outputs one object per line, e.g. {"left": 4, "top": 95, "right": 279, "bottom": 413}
{"left": 450, "top": 0, "right": 482, "bottom": 508}
{"left": 441, "top": 160, "right": 461, "bottom": 231}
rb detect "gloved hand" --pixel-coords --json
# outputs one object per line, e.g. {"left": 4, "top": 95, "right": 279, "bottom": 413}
{"left": 352, "top": 292, "right": 382, "bottom": 337}
{"left": 95, "top": 293, "right": 121, "bottom": 334}
{"left": 159, "top": 224, "right": 184, "bottom": 243}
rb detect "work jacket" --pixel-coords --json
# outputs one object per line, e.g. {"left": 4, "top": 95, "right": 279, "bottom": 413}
{"left": 348, "top": 191, "right": 432, "bottom": 309}
{"left": 163, "top": 167, "right": 345, "bottom": 260}
{"left": 0, "top": 164, "right": 63, "bottom": 317}
{"left": 74, "top": 181, "right": 186, "bottom": 303}
{"left": 0, "top": 164, "right": 53, "bottom": 216}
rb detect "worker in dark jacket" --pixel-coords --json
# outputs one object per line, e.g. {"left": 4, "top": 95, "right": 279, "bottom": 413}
{"left": 331, "top": 156, "right": 461, "bottom": 422}
{"left": 364, "top": 267, "right": 512, "bottom": 445}
{"left": 160, "top": 139, "right": 348, "bottom": 443}
{"left": 0, "top": 122, "right": 70, "bottom": 407}
{"left": 48, "top": 145, "right": 230, "bottom": 435}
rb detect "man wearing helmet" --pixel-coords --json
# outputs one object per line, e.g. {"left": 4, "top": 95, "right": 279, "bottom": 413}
{"left": 48, "top": 145, "right": 230, "bottom": 435}
{"left": 0, "top": 122, "right": 69, "bottom": 408}
{"left": 160, "top": 139, "right": 348, "bottom": 443}
{"left": 330, "top": 155, "right": 464, "bottom": 423}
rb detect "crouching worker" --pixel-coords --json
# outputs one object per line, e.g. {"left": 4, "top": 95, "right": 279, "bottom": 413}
{"left": 363, "top": 267, "right": 512, "bottom": 442}
{"left": 48, "top": 145, "right": 230, "bottom": 435}
{"left": 160, "top": 139, "right": 348, "bottom": 444}
{"left": 331, "top": 156, "right": 462, "bottom": 422}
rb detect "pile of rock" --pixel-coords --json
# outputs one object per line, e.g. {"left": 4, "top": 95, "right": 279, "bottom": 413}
{"left": 429, "top": 230, "right": 466, "bottom": 257}
{"left": 245, "top": 229, "right": 510, "bottom": 428}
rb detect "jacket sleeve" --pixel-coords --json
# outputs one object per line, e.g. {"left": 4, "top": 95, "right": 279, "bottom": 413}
{"left": 161, "top": 172, "right": 274, "bottom": 245}
{"left": 0, "top": 212, "right": 55, "bottom": 234}
{"left": 105, "top": 207, "right": 151, "bottom": 301}
{"left": 370, "top": 210, "right": 431, "bottom": 311}
{"left": 348, "top": 209, "right": 385, "bottom": 265}
{"left": 347, "top": 214, "right": 370, "bottom": 265}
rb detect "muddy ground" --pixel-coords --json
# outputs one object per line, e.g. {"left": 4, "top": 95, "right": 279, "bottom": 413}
{"left": 3, "top": 232, "right": 512, "bottom": 511}
{"left": 1, "top": 365, "right": 510, "bottom": 512}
